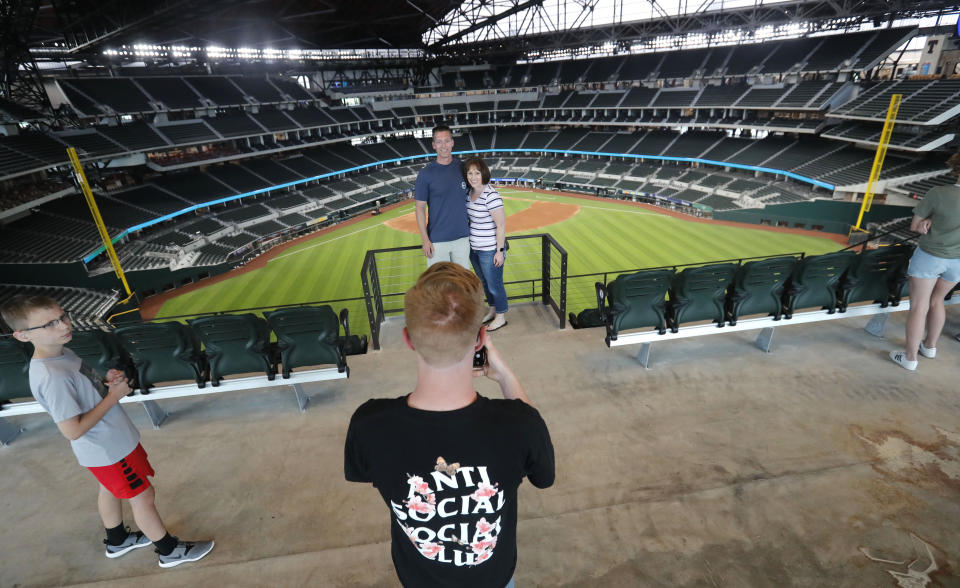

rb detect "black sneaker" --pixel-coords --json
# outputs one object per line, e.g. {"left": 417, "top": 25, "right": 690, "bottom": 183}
{"left": 104, "top": 529, "right": 151, "bottom": 558}
{"left": 157, "top": 538, "right": 215, "bottom": 568}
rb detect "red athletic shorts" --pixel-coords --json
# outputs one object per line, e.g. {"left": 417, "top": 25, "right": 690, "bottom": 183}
{"left": 87, "top": 443, "right": 154, "bottom": 499}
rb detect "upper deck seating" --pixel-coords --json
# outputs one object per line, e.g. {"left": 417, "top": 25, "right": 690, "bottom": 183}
{"left": 242, "top": 159, "right": 302, "bottom": 184}
{"left": 155, "top": 121, "right": 218, "bottom": 145}
{"left": 136, "top": 77, "right": 204, "bottom": 110}
{"left": 61, "top": 78, "right": 153, "bottom": 114}
{"left": 152, "top": 171, "right": 236, "bottom": 204}
{"left": 206, "top": 112, "right": 263, "bottom": 138}
{"left": 272, "top": 78, "right": 315, "bottom": 101}
{"left": 185, "top": 77, "right": 246, "bottom": 106}
{"left": 61, "top": 132, "right": 123, "bottom": 158}
{"left": 97, "top": 123, "right": 168, "bottom": 152}
{"left": 232, "top": 77, "right": 284, "bottom": 103}
{"left": 205, "top": 165, "right": 271, "bottom": 194}
{"left": 250, "top": 111, "right": 299, "bottom": 132}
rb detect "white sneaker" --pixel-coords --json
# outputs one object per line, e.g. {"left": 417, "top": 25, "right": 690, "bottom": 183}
{"left": 918, "top": 341, "right": 936, "bottom": 359}
{"left": 487, "top": 314, "right": 508, "bottom": 332}
{"left": 889, "top": 350, "right": 917, "bottom": 371}
{"left": 482, "top": 308, "right": 496, "bottom": 323}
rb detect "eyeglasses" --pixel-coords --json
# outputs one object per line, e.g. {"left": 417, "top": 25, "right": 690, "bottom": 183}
{"left": 21, "top": 311, "right": 71, "bottom": 332}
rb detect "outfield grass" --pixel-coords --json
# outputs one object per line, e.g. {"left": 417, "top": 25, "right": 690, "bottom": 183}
{"left": 155, "top": 189, "right": 843, "bottom": 332}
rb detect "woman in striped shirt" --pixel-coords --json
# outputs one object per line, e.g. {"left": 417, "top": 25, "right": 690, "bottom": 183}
{"left": 464, "top": 157, "right": 508, "bottom": 331}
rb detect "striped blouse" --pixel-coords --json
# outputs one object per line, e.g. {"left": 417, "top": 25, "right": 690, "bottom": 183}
{"left": 466, "top": 184, "right": 504, "bottom": 251}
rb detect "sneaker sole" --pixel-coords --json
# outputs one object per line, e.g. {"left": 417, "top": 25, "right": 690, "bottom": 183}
{"left": 158, "top": 541, "right": 215, "bottom": 568}
{"left": 105, "top": 540, "right": 152, "bottom": 559}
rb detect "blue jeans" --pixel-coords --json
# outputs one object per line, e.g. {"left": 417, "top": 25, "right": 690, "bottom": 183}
{"left": 470, "top": 249, "right": 508, "bottom": 313}
{"left": 505, "top": 578, "right": 515, "bottom": 588}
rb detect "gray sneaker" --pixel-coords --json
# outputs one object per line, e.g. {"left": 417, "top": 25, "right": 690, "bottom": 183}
{"left": 104, "top": 529, "right": 152, "bottom": 558}
{"left": 157, "top": 538, "right": 215, "bottom": 568}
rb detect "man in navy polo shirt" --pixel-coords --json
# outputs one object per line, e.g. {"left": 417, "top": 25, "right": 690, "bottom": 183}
{"left": 415, "top": 125, "right": 471, "bottom": 268}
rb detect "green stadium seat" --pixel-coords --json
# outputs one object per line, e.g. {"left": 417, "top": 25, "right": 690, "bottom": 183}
{"left": 0, "top": 338, "right": 33, "bottom": 403}
{"left": 115, "top": 322, "right": 208, "bottom": 392}
{"left": 66, "top": 329, "right": 134, "bottom": 380}
{"left": 838, "top": 245, "right": 912, "bottom": 311}
{"left": 599, "top": 268, "right": 675, "bottom": 342}
{"left": 783, "top": 251, "right": 856, "bottom": 318}
{"left": 264, "top": 306, "right": 347, "bottom": 378}
{"left": 666, "top": 263, "right": 738, "bottom": 331}
{"left": 187, "top": 314, "right": 277, "bottom": 386}
{"left": 727, "top": 256, "right": 797, "bottom": 325}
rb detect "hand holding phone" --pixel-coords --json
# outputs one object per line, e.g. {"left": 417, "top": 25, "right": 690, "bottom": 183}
{"left": 473, "top": 346, "right": 487, "bottom": 369}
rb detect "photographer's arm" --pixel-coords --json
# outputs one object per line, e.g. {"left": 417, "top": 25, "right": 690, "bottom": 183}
{"left": 475, "top": 334, "right": 532, "bottom": 406}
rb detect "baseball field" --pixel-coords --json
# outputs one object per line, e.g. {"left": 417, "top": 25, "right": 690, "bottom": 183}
{"left": 145, "top": 188, "right": 847, "bottom": 333}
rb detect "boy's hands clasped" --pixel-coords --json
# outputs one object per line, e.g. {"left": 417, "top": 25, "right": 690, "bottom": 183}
{"left": 104, "top": 368, "right": 132, "bottom": 400}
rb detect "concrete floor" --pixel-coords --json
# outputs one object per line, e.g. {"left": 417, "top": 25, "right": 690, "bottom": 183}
{"left": 1, "top": 302, "right": 959, "bottom": 587}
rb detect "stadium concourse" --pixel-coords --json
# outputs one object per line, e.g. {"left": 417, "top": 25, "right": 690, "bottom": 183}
{"left": 1, "top": 301, "right": 959, "bottom": 586}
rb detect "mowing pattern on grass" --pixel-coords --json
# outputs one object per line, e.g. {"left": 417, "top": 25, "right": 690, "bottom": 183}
{"left": 155, "top": 190, "right": 843, "bottom": 333}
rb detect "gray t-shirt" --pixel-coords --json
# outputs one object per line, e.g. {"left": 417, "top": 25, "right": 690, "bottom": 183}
{"left": 914, "top": 184, "right": 960, "bottom": 259}
{"left": 29, "top": 348, "right": 140, "bottom": 467}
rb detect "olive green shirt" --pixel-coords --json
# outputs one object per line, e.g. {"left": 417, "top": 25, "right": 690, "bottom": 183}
{"left": 914, "top": 184, "right": 960, "bottom": 259}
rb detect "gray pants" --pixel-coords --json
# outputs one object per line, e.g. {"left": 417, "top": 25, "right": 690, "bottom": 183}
{"left": 427, "top": 237, "right": 471, "bottom": 270}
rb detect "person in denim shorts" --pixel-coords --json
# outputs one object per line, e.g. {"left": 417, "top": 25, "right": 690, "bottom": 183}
{"left": 890, "top": 150, "right": 960, "bottom": 370}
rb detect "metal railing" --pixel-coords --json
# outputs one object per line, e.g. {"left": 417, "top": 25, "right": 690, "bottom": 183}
{"left": 361, "top": 234, "right": 567, "bottom": 349}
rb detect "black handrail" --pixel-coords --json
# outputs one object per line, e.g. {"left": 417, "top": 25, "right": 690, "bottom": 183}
{"left": 359, "top": 233, "right": 567, "bottom": 348}
{"left": 841, "top": 225, "right": 919, "bottom": 252}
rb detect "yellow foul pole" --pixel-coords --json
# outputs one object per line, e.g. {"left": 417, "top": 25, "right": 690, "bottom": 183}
{"left": 67, "top": 147, "right": 132, "bottom": 297}
{"left": 852, "top": 93, "right": 901, "bottom": 232}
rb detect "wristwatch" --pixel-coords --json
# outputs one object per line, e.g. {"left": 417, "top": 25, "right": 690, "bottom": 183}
{"left": 498, "top": 247, "right": 505, "bottom": 252}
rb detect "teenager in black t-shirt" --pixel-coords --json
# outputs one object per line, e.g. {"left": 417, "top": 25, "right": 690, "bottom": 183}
{"left": 345, "top": 262, "right": 555, "bottom": 588}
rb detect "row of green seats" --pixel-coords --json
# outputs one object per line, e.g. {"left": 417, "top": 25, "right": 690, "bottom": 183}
{"left": 0, "top": 306, "right": 363, "bottom": 403}
{"left": 590, "top": 245, "right": 917, "bottom": 343}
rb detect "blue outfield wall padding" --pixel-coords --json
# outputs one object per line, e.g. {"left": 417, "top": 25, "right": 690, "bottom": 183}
{"left": 82, "top": 150, "right": 834, "bottom": 263}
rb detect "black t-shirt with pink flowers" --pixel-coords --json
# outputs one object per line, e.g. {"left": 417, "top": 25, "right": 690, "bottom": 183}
{"left": 344, "top": 394, "right": 555, "bottom": 588}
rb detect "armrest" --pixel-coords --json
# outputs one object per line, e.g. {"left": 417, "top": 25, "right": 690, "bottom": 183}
{"left": 595, "top": 282, "right": 608, "bottom": 317}
{"left": 596, "top": 281, "right": 616, "bottom": 343}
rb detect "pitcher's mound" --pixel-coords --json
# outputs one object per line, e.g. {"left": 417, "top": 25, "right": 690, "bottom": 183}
{"left": 385, "top": 200, "right": 580, "bottom": 234}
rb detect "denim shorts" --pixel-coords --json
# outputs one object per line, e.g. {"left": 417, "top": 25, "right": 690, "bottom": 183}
{"left": 907, "top": 247, "right": 960, "bottom": 282}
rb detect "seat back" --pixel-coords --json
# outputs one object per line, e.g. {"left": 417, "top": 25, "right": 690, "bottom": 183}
{"left": 840, "top": 245, "right": 912, "bottom": 309}
{"left": 668, "top": 263, "right": 738, "bottom": 329}
{"left": 728, "top": 256, "right": 797, "bottom": 324}
{"left": 0, "top": 338, "right": 33, "bottom": 402}
{"left": 66, "top": 330, "right": 133, "bottom": 379}
{"left": 115, "top": 322, "right": 207, "bottom": 390}
{"left": 784, "top": 251, "right": 856, "bottom": 316}
{"left": 607, "top": 268, "right": 674, "bottom": 336}
{"left": 265, "top": 306, "right": 345, "bottom": 377}
{"left": 187, "top": 314, "right": 275, "bottom": 385}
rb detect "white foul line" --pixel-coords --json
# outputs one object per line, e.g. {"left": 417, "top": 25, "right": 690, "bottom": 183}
{"left": 269, "top": 223, "right": 385, "bottom": 262}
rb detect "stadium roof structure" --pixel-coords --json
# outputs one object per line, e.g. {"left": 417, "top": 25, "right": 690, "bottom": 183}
{"left": 425, "top": 0, "right": 960, "bottom": 58}
{"left": 22, "top": 0, "right": 460, "bottom": 53}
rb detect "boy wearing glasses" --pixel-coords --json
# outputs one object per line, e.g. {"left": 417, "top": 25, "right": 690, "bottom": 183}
{"left": 0, "top": 295, "right": 214, "bottom": 568}
{"left": 344, "top": 263, "right": 554, "bottom": 587}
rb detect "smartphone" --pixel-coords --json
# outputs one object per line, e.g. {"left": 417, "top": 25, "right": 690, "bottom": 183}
{"left": 473, "top": 346, "right": 487, "bottom": 369}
